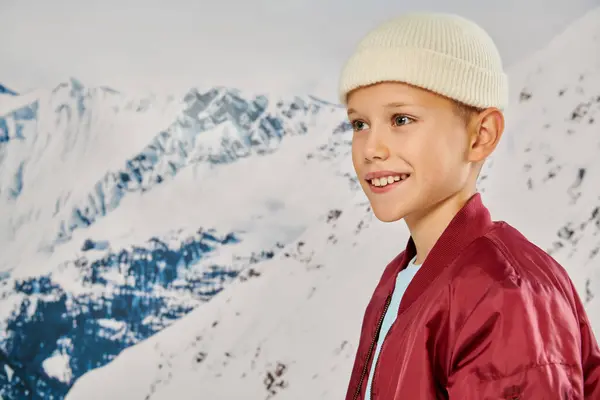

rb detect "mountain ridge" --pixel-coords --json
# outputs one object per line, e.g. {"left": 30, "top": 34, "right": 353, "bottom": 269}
{"left": 0, "top": 76, "right": 354, "bottom": 399}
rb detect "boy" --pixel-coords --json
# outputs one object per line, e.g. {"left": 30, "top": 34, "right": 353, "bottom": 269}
{"left": 339, "top": 12, "right": 600, "bottom": 399}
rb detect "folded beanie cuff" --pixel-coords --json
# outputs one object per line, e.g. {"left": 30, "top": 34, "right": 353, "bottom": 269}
{"left": 338, "top": 46, "right": 509, "bottom": 111}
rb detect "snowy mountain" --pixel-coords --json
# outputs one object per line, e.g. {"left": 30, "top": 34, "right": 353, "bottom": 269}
{"left": 2, "top": 6, "right": 600, "bottom": 400}
{"left": 0, "top": 78, "right": 353, "bottom": 399}
{"left": 61, "top": 6, "right": 600, "bottom": 400}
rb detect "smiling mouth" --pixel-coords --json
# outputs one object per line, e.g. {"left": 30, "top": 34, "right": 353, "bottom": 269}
{"left": 368, "top": 174, "right": 410, "bottom": 188}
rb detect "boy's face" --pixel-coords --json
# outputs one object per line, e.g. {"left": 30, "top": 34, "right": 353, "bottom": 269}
{"left": 347, "top": 82, "right": 476, "bottom": 223}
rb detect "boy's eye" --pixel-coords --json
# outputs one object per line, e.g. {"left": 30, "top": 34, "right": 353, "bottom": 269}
{"left": 351, "top": 120, "right": 369, "bottom": 131}
{"left": 392, "top": 115, "right": 414, "bottom": 126}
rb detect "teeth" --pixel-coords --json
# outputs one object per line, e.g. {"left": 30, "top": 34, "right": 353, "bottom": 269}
{"left": 370, "top": 175, "right": 409, "bottom": 187}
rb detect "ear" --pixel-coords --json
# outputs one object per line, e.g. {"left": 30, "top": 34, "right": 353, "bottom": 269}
{"left": 468, "top": 107, "right": 504, "bottom": 162}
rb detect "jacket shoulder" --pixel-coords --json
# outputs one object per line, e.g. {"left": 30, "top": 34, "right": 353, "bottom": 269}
{"left": 451, "top": 221, "right": 575, "bottom": 293}
{"left": 446, "top": 221, "right": 584, "bottom": 330}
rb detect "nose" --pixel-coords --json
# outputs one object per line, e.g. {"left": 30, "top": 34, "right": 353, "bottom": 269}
{"left": 363, "top": 129, "right": 389, "bottom": 162}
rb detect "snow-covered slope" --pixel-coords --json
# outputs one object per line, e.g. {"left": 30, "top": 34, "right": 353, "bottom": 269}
{"left": 0, "top": 78, "right": 353, "bottom": 399}
{"left": 61, "top": 7, "right": 600, "bottom": 400}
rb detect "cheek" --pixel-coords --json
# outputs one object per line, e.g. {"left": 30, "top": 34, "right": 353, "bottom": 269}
{"left": 415, "top": 132, "right": 465, "bottom": 182}
{"left": 413, "top": 136, "right": 447, "bottom": 168}
{"left": 351, "top": 141, "right": 362, "bottom": 171}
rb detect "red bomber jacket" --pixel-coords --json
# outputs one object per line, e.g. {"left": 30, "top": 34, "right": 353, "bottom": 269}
{"left": 345, "top": 193, "right": 600, "bottom": 399}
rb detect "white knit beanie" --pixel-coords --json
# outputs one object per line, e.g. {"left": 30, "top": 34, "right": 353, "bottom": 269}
{"left": 338, "top": 13, "right": 509, "bottom": 110}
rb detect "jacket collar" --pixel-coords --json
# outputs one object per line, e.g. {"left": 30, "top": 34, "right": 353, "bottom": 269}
{"left": 396, "top": 192, "right": 494, "bottom": 315}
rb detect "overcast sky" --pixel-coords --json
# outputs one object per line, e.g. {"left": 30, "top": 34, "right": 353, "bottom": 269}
{"left": 0, "top": 0, "right": 599, "bottom": 100}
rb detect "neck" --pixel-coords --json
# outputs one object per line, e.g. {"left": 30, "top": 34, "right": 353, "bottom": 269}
{"left": 404, "top": 188, "right": 477, "bottom": 264}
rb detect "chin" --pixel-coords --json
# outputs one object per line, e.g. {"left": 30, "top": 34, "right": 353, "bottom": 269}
{"left": 371, "top": 206, "right": 407, "bottom": 223}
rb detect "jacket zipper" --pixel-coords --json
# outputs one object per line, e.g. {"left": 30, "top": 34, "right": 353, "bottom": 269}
{"left": 370, "top": 305, "right": 397, "bottom": 399}
{"left": 352, "top": 295, "right": 392, "bottom": 400}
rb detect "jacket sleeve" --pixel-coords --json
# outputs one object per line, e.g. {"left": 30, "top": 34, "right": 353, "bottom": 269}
{"left": 445, "top": 276, "right": 599, "bottom": 399}
{"left": 577, "top": 295, "right": 600, "bottom": 397}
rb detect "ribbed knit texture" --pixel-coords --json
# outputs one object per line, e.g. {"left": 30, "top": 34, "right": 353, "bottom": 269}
{"left": 338, "top": 13, "right": 509, "bottom": 110}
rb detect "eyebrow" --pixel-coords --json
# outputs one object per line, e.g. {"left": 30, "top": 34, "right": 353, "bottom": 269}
{"left": 383, "top": 102, "right": 412, "bottom": 108}
{"left": 347, "top": 102, "right": 413, "bottom": 116}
